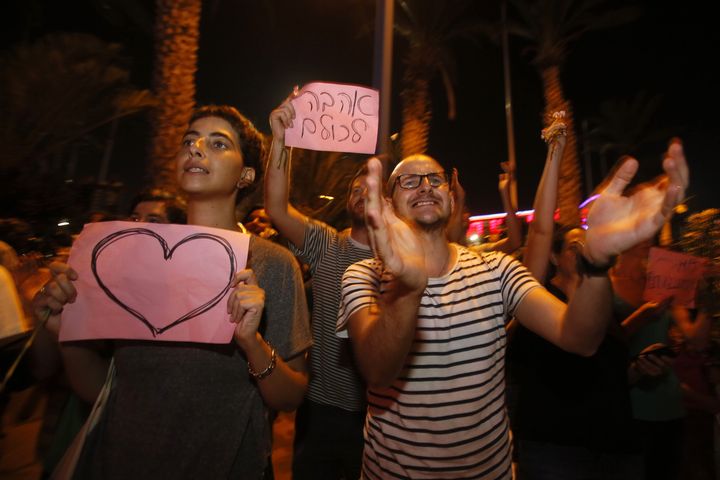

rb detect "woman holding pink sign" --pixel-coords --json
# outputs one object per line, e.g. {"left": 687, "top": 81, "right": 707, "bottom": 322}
{"left": 33, "top": 105, "right": 312, "bottom": 479}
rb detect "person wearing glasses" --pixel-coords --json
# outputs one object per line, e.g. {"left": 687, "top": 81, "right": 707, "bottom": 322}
{"left": 337, "top": 147, "right": 689, "bottom": 479}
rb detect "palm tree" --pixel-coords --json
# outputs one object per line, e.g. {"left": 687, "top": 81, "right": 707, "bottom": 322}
{"left": 0, "top": 33, "right": 155, "bottom": 173}
{"left": 586, "top": 91, "right": 676, "bottom": 165}
{"left": 508, "top": 0, "right": 641, "bottom": 224}
{"left": 147, "top": 0, "right": 202, "bottom": 194}
{"left": 395, "top": 0, "right": 484, "bottom": 158}
{"left": 0, "top": 32, "right": 155, "bottom": 220}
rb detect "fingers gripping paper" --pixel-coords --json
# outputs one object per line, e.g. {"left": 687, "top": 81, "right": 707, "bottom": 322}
{"left": 285, "top": 82, "right": 379, "bottom": 154}
{"left": 60, "top": 222, "right": 250, "bottom": 343}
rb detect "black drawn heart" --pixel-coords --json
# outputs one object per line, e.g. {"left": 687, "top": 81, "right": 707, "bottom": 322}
{"left": 91, "top": 228, "right": 236, "bottom": 336}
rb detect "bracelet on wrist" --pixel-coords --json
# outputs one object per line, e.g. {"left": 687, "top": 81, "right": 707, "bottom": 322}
{"left": 248, "top": 339, "right": 277, "bottom": 381}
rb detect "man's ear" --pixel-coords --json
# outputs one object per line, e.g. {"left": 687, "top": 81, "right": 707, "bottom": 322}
{"left": 236, "top": 167, "right": 256, "bottom": 189}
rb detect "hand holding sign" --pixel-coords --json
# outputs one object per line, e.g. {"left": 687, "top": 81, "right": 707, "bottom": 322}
{"left": 283, "top": 82, "right": 379, "bottom": 154}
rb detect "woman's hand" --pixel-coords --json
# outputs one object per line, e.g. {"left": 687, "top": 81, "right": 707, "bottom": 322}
{"left": 228, "top": 269, "right": 265, "bottom": 349}
{"left": 269, "top": 89, "right": 298, "bottom": 146}
{"left": 32, "top": 261, "right": 78, "bottom": 335}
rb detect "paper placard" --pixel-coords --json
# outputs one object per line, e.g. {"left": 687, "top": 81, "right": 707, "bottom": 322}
{"left": 285, "top": 81, "right": 379, "bottom": 154}
{"left": 643, "top": 247, "right": 706, "bottom": 308}
{"left": 60, "top": 222, "right": 250, "bottom": 343}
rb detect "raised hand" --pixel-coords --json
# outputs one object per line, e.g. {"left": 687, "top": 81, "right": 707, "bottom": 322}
{"left": 268, "top": 88, "right": 298, "bottom": 145}
{"left": 498, "top": 162, "right": 514, "bottom": 195}
{"left": 584, "top": 139, "right": 689, "bottom": 265}
{"left": 32, "top": 261, "right": 78, "bottom": 335}
{"left": 450, "top": 167, "right": 466, "bottom": 208}
{"left": 364, "top": 158, "right": 427, "bottom": 292}
{"left": 228, "top": 269, "right": 266, "bottom": 348}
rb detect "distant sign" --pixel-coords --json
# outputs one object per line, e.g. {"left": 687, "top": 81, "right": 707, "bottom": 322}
{"left": 61, "top": 222, "right": 250, "bottom": 343}
{"left": 285, "top": 81, "right": 379, "bottom": 154}
{"left": 644, "top": 247, "right": 706, "bottom": 308}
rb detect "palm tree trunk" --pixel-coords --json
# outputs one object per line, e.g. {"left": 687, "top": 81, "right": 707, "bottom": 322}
{"left": 400, "top": 72, "right": 432, "bottom": 158}
{"left": 147, "top": 0, "right": 201, "bottom": 194}
{"left": 541, "top": 65, "right": 581, "bottom": 225}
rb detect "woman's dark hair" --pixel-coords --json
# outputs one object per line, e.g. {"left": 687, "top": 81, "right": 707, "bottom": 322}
{"left": 189, "top": 105, "right": 266, "bottom": 172}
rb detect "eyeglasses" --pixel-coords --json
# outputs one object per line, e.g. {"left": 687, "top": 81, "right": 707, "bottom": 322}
{"left": 394, "top": 172, "right": 449, "bottom": 190}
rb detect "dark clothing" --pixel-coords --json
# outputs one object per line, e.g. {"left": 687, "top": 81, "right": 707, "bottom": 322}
{"left": 73, "top": 237, "right": 312, "bottom": 480}
{"left": 292, "top": 399, "right": 365, "bottom": 480}
{"left": 634, "top": 419, "right": 683, "bottom": 480}
{"left": 516, "top": 440, "right": 643, "bottom": 480}
{"left": 508, "top": 282, "right": 641, "bottom": 479}
{"left": 508, "top": 283, "right": 637, "bottom": 454}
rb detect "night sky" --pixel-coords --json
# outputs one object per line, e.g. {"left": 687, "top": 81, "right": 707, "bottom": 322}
{"left": 4, "top": 0, "right": 718, "bottom": 216}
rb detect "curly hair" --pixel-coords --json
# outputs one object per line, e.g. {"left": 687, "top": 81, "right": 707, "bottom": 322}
{"left": 189, "top": 105, "right": 266, "bottom": 173}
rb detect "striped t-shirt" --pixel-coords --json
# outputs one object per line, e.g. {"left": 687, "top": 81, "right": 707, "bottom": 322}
{"left": 290, "top": 219, "right": 373, "bottom": 412}
{"left": 337, "top": 246, "right": 539, "bottom": 479}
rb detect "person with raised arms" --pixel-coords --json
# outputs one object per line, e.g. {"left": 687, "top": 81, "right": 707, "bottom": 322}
{"left": 337, "top": 143, "right": 688, "bottom": 479}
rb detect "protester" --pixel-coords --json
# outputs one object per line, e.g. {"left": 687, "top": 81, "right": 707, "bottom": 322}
{"left": 129, "top": 189, "right": 187, "bottom": 224}
{"left": 509, "top": 116, "right": 643, "bottom": 479}
{"left": 32, "top": 105, "right": 312, "bottom": 479}
{"left": 264, "top": 96, "right": 373, "bottom": 480}
{"left": 337, "top": 140, "right": 688, "bottom": 478}
{"left": 612, "top": 238, "right": 685, "bottom": 480}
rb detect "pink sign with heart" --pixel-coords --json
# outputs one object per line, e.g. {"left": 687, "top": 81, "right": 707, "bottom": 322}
{"left": 60, "top": 221, "right": 250, "bottom": 343}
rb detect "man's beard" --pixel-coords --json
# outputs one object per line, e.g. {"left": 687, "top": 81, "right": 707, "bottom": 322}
{"left": 416, "top": 217, "right": 449, "bottom": 233}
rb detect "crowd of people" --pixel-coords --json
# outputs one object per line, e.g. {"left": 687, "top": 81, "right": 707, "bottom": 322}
{"left": 1, "top": 92, "right": 718, "bottom": 480}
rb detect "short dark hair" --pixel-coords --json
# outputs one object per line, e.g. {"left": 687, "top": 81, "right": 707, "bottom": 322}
{"left": 189, "top": 105, "right": 266, "bottom": 172}
{"left": 130, "top": 189, "right": 187, "bottom": 224}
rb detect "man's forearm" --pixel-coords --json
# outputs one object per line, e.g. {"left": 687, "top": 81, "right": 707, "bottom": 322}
{"left": 561, "top": 275, "right": 612, "bottom": 356}
{"left": 350, "top": 284, "right": 423, "bottom": 388}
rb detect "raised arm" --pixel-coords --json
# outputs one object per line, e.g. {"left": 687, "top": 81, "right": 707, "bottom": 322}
{"left": 491, "top": 162, "right": 523, "bottom": 254}
{"left": 446, "top": 168, "right": 468, "bottom": 245}
{"left": 515, "top": 140, "right": 689, "bottom": 355}
{"left": 264, "top": 96, "right": 310, "bottom": 249}
{"left": 523, "top": 112, "right": 567, "bottom": 282}
{"left": 345, "top": 158, "right": 427, "bottom": 388}
{"left": 621, "top": 296, "right": 673, "bottom": 338}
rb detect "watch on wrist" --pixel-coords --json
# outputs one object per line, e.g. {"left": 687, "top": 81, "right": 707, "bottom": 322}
{"left": 578, "top": 254, "right": 616, "bottom": 277}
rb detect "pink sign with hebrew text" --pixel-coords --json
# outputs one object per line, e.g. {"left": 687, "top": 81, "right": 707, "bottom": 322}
{"left": 643, "top": 247, "right": 706, "bottom": 308}
{"left": 60, "top": 222, "right": 250, "bottom": 343}
{"left": 285, "top": 82, "right": 379, "bottom": 154}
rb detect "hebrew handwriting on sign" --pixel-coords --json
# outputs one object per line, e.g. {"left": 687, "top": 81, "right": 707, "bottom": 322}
{"left": 643, "top": 247, "right": 706, "bottom": 308}
{"left": 60, "top": 221, "right": 250, "bottom": 344}
{"left": 284, "top": 82, "right": 379, "bottom": 154}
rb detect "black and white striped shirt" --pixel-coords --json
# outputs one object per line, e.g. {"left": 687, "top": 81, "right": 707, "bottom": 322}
{"left": 338, "top": 246, "right": 539, "bottom": 479}
{"left": 290, "top": 219, "right": 373, "bottom": 412}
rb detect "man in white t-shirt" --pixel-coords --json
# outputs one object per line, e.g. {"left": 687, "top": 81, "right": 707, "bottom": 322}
{"left": 337, "top": 149, "right": 688, "bottom": 479}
